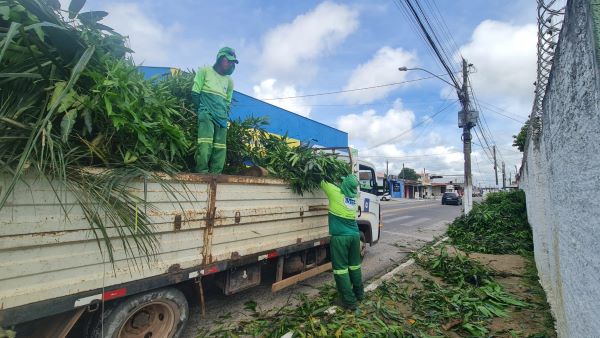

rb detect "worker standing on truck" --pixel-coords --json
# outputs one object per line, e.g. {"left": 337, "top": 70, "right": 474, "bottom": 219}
{"left": 320, "top": 175, "right": 364, "bottom": 311}
{"left": 191, "top": 47, "right": 238, "bottom": 174}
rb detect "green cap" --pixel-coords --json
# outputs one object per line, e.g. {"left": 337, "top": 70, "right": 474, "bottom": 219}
{"left": 216, "top": 47, "right": 239, "bottom": 64}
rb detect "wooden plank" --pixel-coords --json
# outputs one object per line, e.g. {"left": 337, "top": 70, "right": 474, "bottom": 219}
{"left": 271, "top": 262, "right": 332, "bottom": 292}
{"left": 29, "top": 307, "right": 85, "bottom": 338}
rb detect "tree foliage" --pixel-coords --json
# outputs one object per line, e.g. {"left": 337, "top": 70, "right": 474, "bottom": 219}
{"left": 0, "top": 0, "right": 351, "bottom": 263}
{"left": 398, "top": 167, "right": 419, "bottom": 181}
{"left": 512, "top": 118, "right": 530, "bottom": 152}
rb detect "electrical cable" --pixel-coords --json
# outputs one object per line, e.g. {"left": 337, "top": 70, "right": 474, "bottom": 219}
{"left": 360, "top": 151, "right": 463, "bottom": 159}
{"left": 366, "top": 99, "right": 459, "bottom": 150}
{"left": 398, "top": 0, "right": 461, "bottom": 88}
{"left": 260, "top": 73, "right": 454, "bottom": 100}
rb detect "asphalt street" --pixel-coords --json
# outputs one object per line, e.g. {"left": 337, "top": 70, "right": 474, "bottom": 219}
{"left": 182, "top": 198, "right": 463, "bottom": 337}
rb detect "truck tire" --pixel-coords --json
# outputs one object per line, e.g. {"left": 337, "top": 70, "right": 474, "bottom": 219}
{"left": 359, "top": 232, "right": 367, "bottom": 258}
{"left": 87, "top": 288, "right": 188, "bottom": 338}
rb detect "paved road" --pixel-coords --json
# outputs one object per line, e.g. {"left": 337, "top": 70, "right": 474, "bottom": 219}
{"left": 182, "top": 199, "right": 462, "bottom": 337}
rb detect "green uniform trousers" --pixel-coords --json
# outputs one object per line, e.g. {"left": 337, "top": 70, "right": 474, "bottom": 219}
{"left": 331, "top": 234, "right": 364, "bottom": 308}
{"left": 196, "top": 112, "right": 227, "bottom": 174}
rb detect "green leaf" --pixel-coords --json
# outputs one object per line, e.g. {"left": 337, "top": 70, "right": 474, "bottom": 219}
{"left": 48, "top": 82, "right": 67, "bottom": 112}
{"left": 77, "top": 10, "right": 108, "bottom": 24}
{"left": 68, "top": 0, "right": 86, "bottom": 19}
{"left": 44, "top": 0, "right": 61, "bottom": 10}
{"left": 60, "top": 109, "right": 77, "bottom": 142}
{"left": 0, "top": 5, "right": 10, "bottom": 20}
{"left": 94, "top": 23, "right": 114, "bottom": 32}
{"left": 83, "top": 109, "right": 93, "bottom": 134}
{"left": 0, "top": 22, "right": 21, "bottom": 63}
{"left": 33, "top": 25, "right": 44, "bottom": 41}
{"left": 243, "top": 300, "right": 257, "bottom": 312}
{"left": 123, "top": 151, "right": 137, "bottom": 164}
{"left": 104, "top": 96, "right": 113, "bottom": 116}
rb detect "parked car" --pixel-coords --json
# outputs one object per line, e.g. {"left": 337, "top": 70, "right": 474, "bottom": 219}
{"left": 442, "top": 192, "right": 462, "bottom": 205}
{"left": 380, "top": 193, "right": 391, "bottom": 201}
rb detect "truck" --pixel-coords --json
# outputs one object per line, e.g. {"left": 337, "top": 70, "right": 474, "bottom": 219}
{"left": 0, "top": 148, "right": 382, "bottom": 337}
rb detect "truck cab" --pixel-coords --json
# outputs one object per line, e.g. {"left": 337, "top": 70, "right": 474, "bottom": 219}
{"left": 356, "top": 160, "right": 382, "bottom": 255}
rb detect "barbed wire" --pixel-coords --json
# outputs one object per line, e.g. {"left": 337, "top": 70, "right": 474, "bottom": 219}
{"left": 531, "top": 0, "right": 566, "bottom": 131}
{"left": 521, "top": 0, "right": 566, "bottom": 179}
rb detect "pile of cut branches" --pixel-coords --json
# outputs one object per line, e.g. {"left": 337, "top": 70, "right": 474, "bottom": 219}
{"left": 1, "top": 0, "right": 351, "bottom": 263}
{"left": 447, "top": 190, "right": 533, "bottom": 254}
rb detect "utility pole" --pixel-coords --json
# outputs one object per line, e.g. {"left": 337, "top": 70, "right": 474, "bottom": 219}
{"left": 459, "top": 58, "right": 474, "bottom": 214}
{"left": 502, "top": 162, "right": 506, "bottom": 189}
{"left": 386, "top": 160, "right": 389, "bottom": 178}
{"left": 398, "top": 59, "right": 476, "bottom": 214}
{"left": 402, "top": 163, "right": 405, "bottom": 179}
{"left": 493, "top": 145, "right": 498, "bottom": 186}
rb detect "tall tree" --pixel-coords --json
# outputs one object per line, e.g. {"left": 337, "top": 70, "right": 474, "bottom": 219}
{"left": 399, "top": 167, "right": 419, "bottom": 181}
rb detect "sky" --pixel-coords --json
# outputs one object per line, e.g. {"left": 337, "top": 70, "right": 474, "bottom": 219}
{"left": 65, "top": 0, "right": 537, "bottom": 187}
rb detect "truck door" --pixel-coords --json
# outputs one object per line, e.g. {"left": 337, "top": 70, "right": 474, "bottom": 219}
{"left": 357, "top": 164, "right": 381, "bottom": 244}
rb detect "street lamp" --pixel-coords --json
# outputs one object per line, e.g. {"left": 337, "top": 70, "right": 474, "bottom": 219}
{"left": 398, "top": 67, "right": 458, "bottom": 88}
{"left": 398, "top": 62, "right": 476, "bottom": 215}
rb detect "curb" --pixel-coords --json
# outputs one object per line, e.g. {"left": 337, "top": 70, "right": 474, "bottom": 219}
{"left": 364, "top": 236, "right": 448, "bottom": 293}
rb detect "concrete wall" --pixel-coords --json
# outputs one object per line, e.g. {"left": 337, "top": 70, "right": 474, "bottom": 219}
{"left": 520, "top": 1, "right": 600, "bottom": 337}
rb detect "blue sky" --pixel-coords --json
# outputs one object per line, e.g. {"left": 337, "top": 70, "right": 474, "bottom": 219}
{"left": 70, "top": 0, "right": 537, "bottom": 187}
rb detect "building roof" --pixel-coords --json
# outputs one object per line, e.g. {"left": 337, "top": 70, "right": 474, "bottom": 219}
{"left": 137, "top": 66, "right": 348, "bottom": 148}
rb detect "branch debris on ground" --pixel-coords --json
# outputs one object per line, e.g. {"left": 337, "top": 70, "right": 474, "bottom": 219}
{"left": 196, "top": 191, "right": 555, "bottom": 338}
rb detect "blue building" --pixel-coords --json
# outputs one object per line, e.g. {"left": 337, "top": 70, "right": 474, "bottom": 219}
{"left": 389, "top": 179, "right": 405, "bottom": 199}
{"left": 138, "top": 66, "right": 348, "bottom": 148}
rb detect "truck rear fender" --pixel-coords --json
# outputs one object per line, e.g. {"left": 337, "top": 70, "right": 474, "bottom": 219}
{"left": 357, "top": 221, "right": 373, "bottom": 245}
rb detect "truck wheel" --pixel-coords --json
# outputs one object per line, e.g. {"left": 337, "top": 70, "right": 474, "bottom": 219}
{"left": 359, "top": 232, "right": 367, "bottom": 258}
{"left": 88, "top": 288, "right": 188, "bottom": 338}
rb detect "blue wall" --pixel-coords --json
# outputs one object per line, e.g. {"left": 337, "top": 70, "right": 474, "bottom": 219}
{"left": 138, "top": 66, "right": 175, "bottom": 80}
{"left": 137, "top": 66, "right": 348, "bottom": 148}
{"left": 231, "top": 91, "right": 347, "bottom": 148}
{"left": 389, "top": 179, "right": 404, "bottom": 199}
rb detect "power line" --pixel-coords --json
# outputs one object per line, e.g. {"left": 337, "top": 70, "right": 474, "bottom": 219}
{"left": 261, "top": 74, "right": 453, "bottom": 101}
{"left": 477, "top": 100, "right": 527, "bottom": 123}
{"left": 360, "top": 151, "right": 463, "bottom": 159}
{"left": 366, "top": 99, "right": 459, "bottom": 150}
{"left": 397, "top": 0, "right": 461, "bottom": 88}
{"left": 234, "top": 98, "right": 450, "bottom": 109}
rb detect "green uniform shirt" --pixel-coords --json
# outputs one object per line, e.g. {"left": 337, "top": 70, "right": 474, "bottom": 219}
{"left": 320, "top": 181, "right": 359, "bottom": 236}
{"left": 192, "top": 66, "right": 234, "bottom": 128}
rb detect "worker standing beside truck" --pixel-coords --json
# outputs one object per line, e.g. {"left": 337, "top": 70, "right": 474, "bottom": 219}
{"left": 191, "top": 47, "right": 238, "bottom": 174}
{"left": 320, "top": 175, "right": 364, "bottom": 311}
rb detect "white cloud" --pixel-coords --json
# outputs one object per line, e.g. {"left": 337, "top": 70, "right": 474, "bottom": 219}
{"left": 459, "top": 20, "right": 536, "bottom": 113}
{"left": 100, "top": 3, "right": 183, "bottom": 65}
{"left": 258, "top": 2, "right": 359, "bottom": 81}
{"left": 336, "top": 99, "right": 415, "bottom": 147}
{"left": 253, "top": 79, "right": 312, "bottom": 117}
{"left": 341, "top": 47, "right": 417, "bottom": 103}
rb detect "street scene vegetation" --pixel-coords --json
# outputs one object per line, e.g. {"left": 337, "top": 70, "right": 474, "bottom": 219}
{"left": 1, "top": 0, "right": 572, "bottom": 337}
{"left": 197, "top": 191, "right": 554, "bottom": 338}
{"left": 0, "top": 0, "right": 351, "bottom": 263}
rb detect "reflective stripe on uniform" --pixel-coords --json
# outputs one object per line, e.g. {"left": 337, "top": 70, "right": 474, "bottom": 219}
{"left": 213, "top": 143, "right": 226, "bottom": 149}
{"left": 197, "top": 138, "right": 213, "bottom": 144}
{"left": 333, "top": 268, "right": 349, "bottom": 275}
{"left": 349, "top": 265, "right": 361, "bottom": 270}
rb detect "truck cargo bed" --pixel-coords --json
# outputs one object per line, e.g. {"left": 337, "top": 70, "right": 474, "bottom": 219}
{"left": 0, "top": 173, "right": 329, "bottom": 325}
